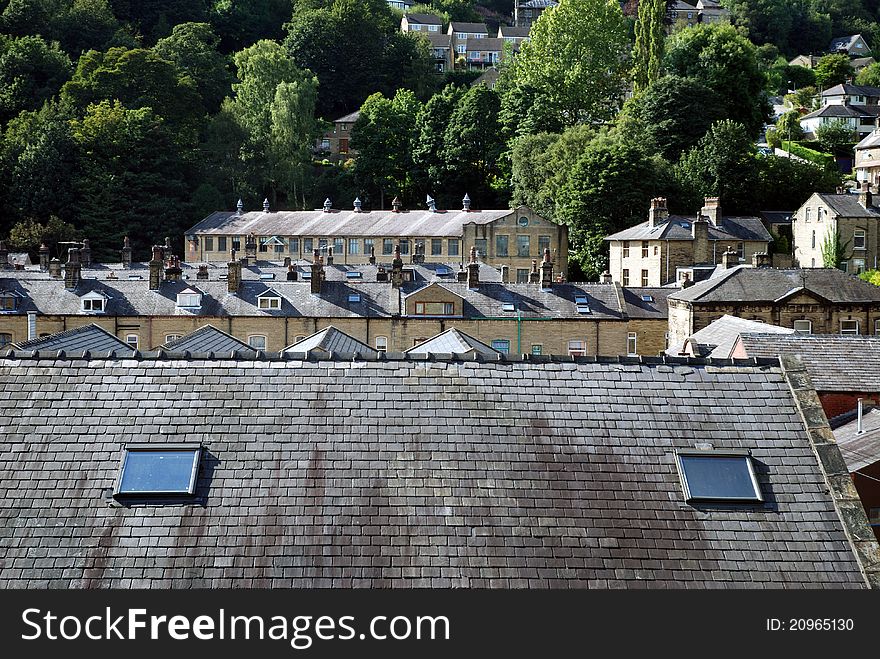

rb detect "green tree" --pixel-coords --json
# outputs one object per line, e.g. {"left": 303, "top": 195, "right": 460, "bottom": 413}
{"left": 815, "top": 118, "right": 856, "bottom": 151}
{"left": 7, "top": 215, "right": 76, "bottom": 256}
{"left": 856, "top": 62, "right": 880, "bottom": 87}
{"left": 776, "top": 110, "right": 805, "bottom": 141}
{"left": 631, "top": 75, "right": 723, "bottom": 160}
{"left": 814, "top": 53, "right": 853, "bottom": 88}
{"left": 53, "top": 0, "right": 119, "bottom": 55}
{"left": 500, "top": 0, "right": 630, "bottom": 129}
{"left": 154, "top": 22, "right": 232, "bottom": 113}
{"left": 784, "top": 64, "right": 816, "bottom": 90}
{"left": 820, "top": 228, "right": 850, "bottom": 268}
{"left": 675, "top": 120, "right": 759, "bottom": 213}
{"left": 632, "top": 0, "right": 665, "bottom": 94}
{"left": 109, "top": 0, "right": 210, "bottom": 42}
{"left": 664, "top": 24, "right": 770, "bottom": 136}
{"left": 755, "top": 153, "right": 841, "bottom": 210}
{"left": 859, "top": 269, "right": 880, "bottom": 286}
{"left": 209, "top": 0, "right": 291, "bottom": 52}
{"left": 411, "top": 84, "right": 462, "bottom": 199}
{"left": 351, "top": 89, "right": 421, "bottom": 208}
{"left": 0, "top": 35, "right": 72, "bottom": 124}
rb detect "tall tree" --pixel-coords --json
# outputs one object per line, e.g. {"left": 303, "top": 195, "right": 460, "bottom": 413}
{"left": 412, "top": 83, "right": 463, "bottom": 198}
{"left": 500, "top": 0, "right": 630, "bottom": 129}
{"left": 814, "top": 53, "right": 853, "bottom": 88}
{"left": 154, "top": 22, "right": 231, "bottom": 113}
{"left": 632, "top": 0, "right": 665, "bottom": 95}
{"left": 0, "top": 35, "right": 72, "bottom": 124}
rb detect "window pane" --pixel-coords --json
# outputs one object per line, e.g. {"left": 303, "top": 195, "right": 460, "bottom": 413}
{"left": 491, "top": 339, "right": 510, "bottom": 353}
{"left": 348, "top": 238, "right": 360, "bottom": 255}
{"left": 303, "top": 238, "right": 313, "bottom": 253}
{"left": 517, "top": 235, "right": 530, "bottom": 257}
{"left": 431, "top": 238, "right": 442, "bottom": 256}
{"left": 678, "top": 455, "right": 760, "bottom": 501}
{"left": 383, "top": 238, "right": 394, "bottom": 255}
{"left": 118, "top": 450, "right": 199, "bottom": 494}
{"left": 495, "top": 235, "right": 509, "bottom": 257}
{"left": 448, "top": 239, "right": 459, "bottom": 256}
{"left": 474, "top": 239, "right": 487, "bottom": 257}
{"left": 399, "top": 240, "right": 410, "bottom": 255}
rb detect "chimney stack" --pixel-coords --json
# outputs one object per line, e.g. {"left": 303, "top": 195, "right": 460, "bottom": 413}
{"left": 462, "top": 193, "right": 471, "bottom": 212}
{"left": 149, "top": 245, "right": 163, "bottom": 290}
{"left": 368, "top": 245, "right": 376, "bottom": 265}
{"left": 601, "top": 271, "right": 612, "bottom": 284}
{"left": 38, "top": 243, "right": 49, "bottom": 271}
{"left": 245, "top": 233, "right": 257, "bottom": 265}
{"left": 457, "top": 265, "right": 467, "bottom": 283}
{"left": 0, "top": 240, "right": 8, "bottom": 270}
{"left": 751, "top": 251, "right": 771, "bottom": 268}
{"left": 412, "top": 241, "right": 425, "bottom": 265}
{"left": 692, "top": 215, "right": 710, "bottom": 264}
{"left": 327, "top": 246, "right": 334, "bottom": 266}
{"left": 391, "top": 196, "right": 402, "bottom": 213}
{"left": 286, "top": 263, "right": 297, "bottom": 281}
{"left": 467, "top": 246, "right": 480, "bottom": 289}
{"left": 64, "top": 248, "right": 82, "bottom": 290}
{"left": 377, "top": 265, "right": 388, "bottom": 282}
{"left": 648, "top": 197, "right": 668, "bottom": 228}
{"left": 540, "top": 248, "right": 553, "bottom": 290}
{"left": 859, "top": 181, "right": 873, "bottom": 208}
{"left": 164, "top": 254, "right": 182, "bottom": 282}
{"left": 721, "top": 246, "right": 739, "bottom": 269}
{"left": 121, "top": 236, "right": 132, "bottom": 269}
{"left": 500, "top": 264, "right": 509, "bottom": 283}
{"left": 391, "top": 244, "right": 404, "bottom": 288}
{"left": 197, "top": 264, "right": 209, "bottom": 280}
{"left": 48, "top": 258, "right": 61, "bottom": 279}
{"left": 310, "top": 249, "right": 324, "bottom": 295}
{"left": 80, "top": 238, "right": 92, "bottom": 267}
{"left": 283, "top": 256, "right": 291, "bottom": 267}
{"left": 700, "top": 197, "right": 721, "bottom": 225}
{"left": 528, "top": 259, "right": 540, "bottom": 284}
{"left": 227, "top": 251, "right": 242, "bottom": 293}
{"left": 236, "top": 199, "right": 243, "bottom": 216}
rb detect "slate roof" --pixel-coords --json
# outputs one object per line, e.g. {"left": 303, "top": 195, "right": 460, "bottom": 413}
{"left": 499, "top": 26, "right": 529, "bottom": 38}
{"left": 283, "top": 326, "right": 378, "bottom": 356}
{"left": 0, "top": 353, "right": 872, "bottom": 589}
{"left": 161, "top": 325, "right": 254, "bottom": 354}
{"left": 800, "top": 104, "right": 880, "bottom": 120}
{"left": 186, "top": 207, "right": 519, "bottom": 238}
{"left": 334, "top": 110, "right": 360, "bottom": 124}
{"left": 820, "top": 83, "right": 880, "bottom": 97}
{"left": 814, "top": 193, "right": 880, "bottom": 217}
{"left": 760, "top": 211, "right": 794, "bottom": 226}
{"left": 735, "top": 333, "right": 880, "bottom": 392}
{"left": 666, "top": 315, "right": 795, "bottom": 358}
{"left": 466, "top": 38, "right": 503, "bottom": 52}
{"left": 449, "top": 22, "right": 489, "bottom": 33}
{"left": 406, "top": 328, "right": 499, "bottom": 357}
{"left": 833, "top": 407, "right": 880, "bottom": 471}
{"left": 518, "top": 0, "right": 557, "bottom": 7}
{"left": 426, "top": 33, "right": 452, "bottom": 48}
{"left": 605, "top": 216, "right": 771, "bottom": 244}
{"left": 405, "top": 13, "right": 443, "bottom": 24}
{"left": 14, "top": 323, "right": 133, "bottom": 353}
{"left": 856, "top": 130, "right": 880, "bottom": 149}
{"left": 669, "top": 266, "right": 880, "bottom": 304}
{"left": 829, "top": 35, "right": 866, "bottom": 53}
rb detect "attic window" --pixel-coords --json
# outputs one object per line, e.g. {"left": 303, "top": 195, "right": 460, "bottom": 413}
{"left": 346, "top": 271, "right": 363, "bottom": 279}
{"left": 676, "top": 450, "right": 762, "bottom": 503}
{"left": 436, "top": 266, "right": 452, "bottom": 276}
{"left": 81, "top": 297, "right": 105, "bottom": 313}
{"left": 348, "top": 293, "right": 362, "bottom": 303}
{"left": 259, "top": 273, "right": 276, "bottom": 280}
{"left": 115, "top": 445, "right": 201, "bottom": 497}
{"left": 641, "top": 295, "right": 654, "bottom": 302}
{"left": 127, "top": 275, "right": 143, "bottom": 281}
{"left": 258, "top": 296, "right": 281, "bottom": 310}
{"left": 502, "top": 303, "right": 516, "bottom": 312}
{"left": 176, "top": 291, "right": 202, "bottom": 308}
{"left": 576, "top": 304, "right": 591, "bottom": 314}
{"left": 574, "top": 295, "right": 589, "bottom": 304}
{"left": 301, "top": 271, "right": 312, "bottom": 280}
{"left": 0, "top": 292, "right": 18, "bottom": 311}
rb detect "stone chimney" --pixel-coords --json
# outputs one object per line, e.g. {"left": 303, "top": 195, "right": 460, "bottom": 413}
{"left": 80, "top": 238, "right": 92, "bottom": 267}
{"left": 310, "top": 249, "right": 324, "bottom": 295}
{"left": 467, "top": 246, "right": 480, "bottom": 289}
{"left": 38, "top": 243, "right": 49, "bottom": 271}
{"left": 751, "top": 251, "right": 771, "bottom": 268}
{"left": 457, "top": 265, "right": 467, "bottom": 283}
{"left": 391, "top": 196, "right": 402, "bottom": 213}
{"left": 64, "top": 248, "right": 82, "bottom": 290}
{"left": 368, "top": 245, "right": 376, "bottom": 265}
{"left": 327, "top": 246, "right": 334, "bottom": 266}
{"left": 692, "top": 215, "right": 710, "bottom": 264}
{"left": 462, "top": 193, "right": 471, "bottom": 212}
{"left": 721, "top": 246, "right": 739, "bottom": 269}
{"left": 197, "top": 264, "right": 209, "bottom": 280}
{"left": 500, "top": 264, "right": 509, "bottom": 283}
{"left": 121, "top": 236, "right": 132, "bottom": 269}
{"left": 648, "top": 197, "right": 668, "bottom": 228}
{"left": 48, "top": 258, "right": 61, "bottom": 279}
{"left": 412, "top": 241, "right": 425, "bottom": 265}
{"left": 601, "top": 271, "right": 612, "bottom": 284}
{"left": 701, "top": 197, "right": 721, "bottom": 225}
{"left": 528, "top": 259, "right": 540, "bottom": 284}
{"left": 859, "top": 181, "right": 873, "bottom": 208}
{"left": 244, "top": 233, "right": 257, "bottom": 265}
{"left": 149, "top": 246, "right": 164, "bottom": 290}
{"left": 263, "top": 198, "right": 270, "bottom": 213}
{"left": 681, "top": 272, "right": 693, "bottom": 288}
{"left": 283, "top": 256, "right": 291, "bottom": 267}
{"left": 164, "top": 255, "right": 182, "bottom": 282}
{"left": 377, "top": 266, "right": 388, "bottom": 282}
{"left": 391, "top": 244, "right": 404, "bottom": 288}
{"left": 227, "top": 250, "right": 242, "bottom": 293}
{"left": 540, "top": 248, "right": 553, "bottom": 290}
{"left": 164, "top": 236, "right": 172, "bottom": 253}
{"left": 0, "top": 240, "right": 8, "bottom": 270}
{"left": 286, "top": 263, "right": 297, "bottom": 281}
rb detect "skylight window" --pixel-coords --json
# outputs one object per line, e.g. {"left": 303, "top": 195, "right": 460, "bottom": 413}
{"left": 436, "top": 266, "right": 452, "bottom": 276}
{"left": 574, "top": 295, "right": 589, "bottom": 304}
{"left": 301, "top": 271, "right": 312, "bottom": 280}
{"left": 348, "top": 293, "right": 362, "bottom": 303}
{"left": 346, "top": 271, "right": 363, "bottom": 279}
{"left": 259, "top": 273, "right": 275, "bottom": 280}
{"left": 502, "top": 303, "right": 516, "bottom": 312}
{"left": 576, "top": 304, "right": 591, "bottom": 314}
{"left": 676, "top": 450, "right": 762, "bottom": 503}
{"left": 115, "top": 445, "right": 201, "bottom": 497}
{"left": 641, "top": 295, "right": 654, "bottom": 302}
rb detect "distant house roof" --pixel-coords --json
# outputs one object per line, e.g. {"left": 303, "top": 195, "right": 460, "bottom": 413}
{"left": 404, "top": 13, "right": 443, "bottom": 25}
{"left": 734, "top": 334, "right": 880, "bottom": 393}
{"left": 471, "top": 68, "right": 500, "bottom": 88}
{"left": 800, "top": 103, "right": 880, "bottom": 121}
{"left": 449, "top": 22, "right": 489, "bottom": 34}
{"left": 161, "top": 325, "right": 254, "bottom": 354}
{"left": 406, "top": 328, "right": 499, "bottom": 357}
{"left": 518, "top": 0, "right": 558, "bottom": 7}
{"left": 0, "top": 352, "right": 873, "bottom": 588}
{"left": 759, "top": 211, "right": 794, "bottom": 226}
{"left": 851, "top": 56, "right": 876, "bottom": 70}
{"left": 605, "top": 216, "right": 771, "bottom": 244}
{"left": 8, "top": 253, "right": 31, "bottom": 267}
{"left": 14, "top": 323, "right": 133, "bottom": 353}
{"left": 426, "top": 33, "right": 452, "bottom": 48}
{"left": 666, "top": 314, "right": 794, "bottom": 358}
{"left": 334, "top": 110, "right": 360, "bottom": 124}
{"left": 670, "top": 265, "right": 880, "bottom": 304}
{"left": 833, "top": 407, "right": 880, "bottom": 471}
{"left": 856, "top": 130, "right": 880, "bottom": 150}
{"left": 829, "top": 34, "right": 867, "bottom": 53}
{"left": 789, "top": 54, "right": 821, "bottom": 68}
{"left": 466, "top": 37, "right": 503, "bottom": 52}
{"left": 813, "top": 193, "right": 880, "bottom": 218}
{"left": 283, "top": 325, "right": 378, "bottom": 356}
{"left": 820, "top": 83, "right": 880, "bottom": 97}
{"left": 499, "top": 26, "right": 530, "bottom": 38}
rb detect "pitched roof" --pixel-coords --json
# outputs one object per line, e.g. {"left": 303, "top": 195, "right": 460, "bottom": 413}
{"left": 518, "top": 0, "right": 558, "bottom": 7}
{"left": 829, "top": 34, "right": 866, "bottom": 52}
{"left": 833, "top": 407, "right": 880, "bottom": 471}
{"left": 333, "top": 110, "right": 360, "bottom": 124}
{"left": 856, "top": 129, "right": 880, "bottom": 149}
{"left": 283, "top": 325, "right": 378, "bottom": 355}
{"left": 667, "top": 314, "right": 795, "bottom": 358}
{"left": 669, "top": 266, "right": 880, "bottom": 304}
{"left": 0, "top": 354, "right": 871, "bottom": 588}
{"left": 449, "top": 22, "right": 488, "bottom": 33}
{"left": 812, "top": 193, "right": 880, "bottom": 218}
{"left": 800, "top": 103, "right": 880, "bottom": 120}
{"left": 161, "top": 325, "right": 254, "bottom": 354}
{"left": 499, "top": 26, "right": 529, "bottom": 38}
{"left": 426, "top": 33, "right": 452, "bottom": 47}
{"left": 604, "top": 216, "right": 771, "bottom": 243}
{"left": 759, "top": 211, "right": 794, "bottom": 225}
{"left": 820, "top": 82, "right": 880, "bottom": 97}
{"left": 14, "top": 323, "right": 133, "bottom": 353}
{"left": 405, "top": 328, "right": 499, "bottom": 357}
{"left": 735, "top": 333, "right": 880, "bottom": 392}
{"left": 466, "top": 37, "right": 503, "bottom": 51}
{"left": 404, "top": 13, "right": 443, "bottom": 24}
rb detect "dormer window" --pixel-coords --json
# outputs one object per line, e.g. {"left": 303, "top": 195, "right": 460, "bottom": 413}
{"left": 81, "top": 291, "right": 108, "bottom": 314}
{"left": 176, "top": 288, "right": 202, "bottom": 309}
{"left": 0, "top": 291, "right": 19, "bottom": 311}
{"left": 257, "top": 289, "right": 282, "bottom": 310}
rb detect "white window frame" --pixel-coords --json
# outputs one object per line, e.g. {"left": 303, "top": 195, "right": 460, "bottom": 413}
{"left": 627, "top": 332, "right": 638, "bottom": 356}
{"left": 248, "top": 335, "right": 267, "bottom": 350}
{"left": 258, "top": 296, "right": 281, "bottom": 310}
{"left": 375, "top": 336, "right": 388, "bottom": 352}
{"left": 568, "top": 340, "right": 586, "bottom": 357}
{"left": 176, "top": 293, "right": 202, "bottom": 308}
{"left": 81, "top": 297, "right": 105, "bottom": 313}
{"left": 165, "top": 334, "right": 183, "bottom": 343}
{"left": 793, "top": 320, "right": 812, "bottom": 334}
{"left": 854, "top": 229, "right": 866, "bottom": 250}
{"left": 125, "top": 334, "right": 139, "bottom": 349}
{"left": 840, "top": 319, "right": 860, "bottom": 335}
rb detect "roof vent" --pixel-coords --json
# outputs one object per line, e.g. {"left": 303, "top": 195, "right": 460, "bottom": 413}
{"left": 462, "top": 193, "right": 471, "bottom": 212}
{"left": 323, "top": 198, "right": 332, "bottom": 213}
{"left": 236, "top": 199, "right": 243, "bottom": 216}
{"left": 427, "top": 194, "right": 437, "bottom": 212}
{"left": 263, "top": 198, "right": 270, "bottom": 213}
{"left": 354, "top": 197, "right": 362, "bottom": 212}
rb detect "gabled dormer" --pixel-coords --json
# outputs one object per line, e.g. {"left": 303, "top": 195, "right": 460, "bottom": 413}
{"left": 80, "top": 290, "right": 109, "bottom": 314}
{"left": 404, "top": 282, "right": 464, "bottom": 317}
{"left": 0, "top": 289, "right": 22, "bottom": 312}
{"left": 176, "top": 287, "right": 203, "bottom": 309}
{"left": 256, "top": 288, "right": 282, "bottom": 310}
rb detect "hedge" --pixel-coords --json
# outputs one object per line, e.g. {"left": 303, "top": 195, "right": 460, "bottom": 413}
{"left": 780, "top": 140, "right": 836, "bottom": 169}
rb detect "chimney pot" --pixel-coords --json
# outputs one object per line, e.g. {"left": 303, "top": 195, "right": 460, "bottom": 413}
{"left": 426, "top": 195, "right": 437, "bottom": 212}
{"left": 368, "top": 245, "right": 376, "bottom": 265}
{"left": 236, "top": 199, "right": 244, "bottom": 215}
{"left": 540, "top": 247, "right": 553, "bottom": 290}
{"left": 721, "top": 246, "right": 739, "bottom": 269}
{"left": 354, "top": 197, "right": 362, "bottom": 212}
{"left": 601, "top": 271, "right": 612, "bottom": 284}
{"left": 48, "top": 257, "right": 62, "bottom": 279}
{"left": 462, "top": 193, "right": 471, "bottom": 212}
{"left": 327, "top": 246, "right": 334, "bottom": 266}
{"left": 311, "top": 248, "right": 324, "bottom": 294}
{"left": 39, "top": 243, "right": 50, "bottom": 271}
{"left": 391, "top": 197, "right": 402, "bottom": 213}
{"left": 197, "top": 264, "right": 209, "bottom": 280}
{"left": 263, "top": 198, "right": 270, "bottom": 213}
{"left": 323, "top": 198, "right": 332, "bottom": 213}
